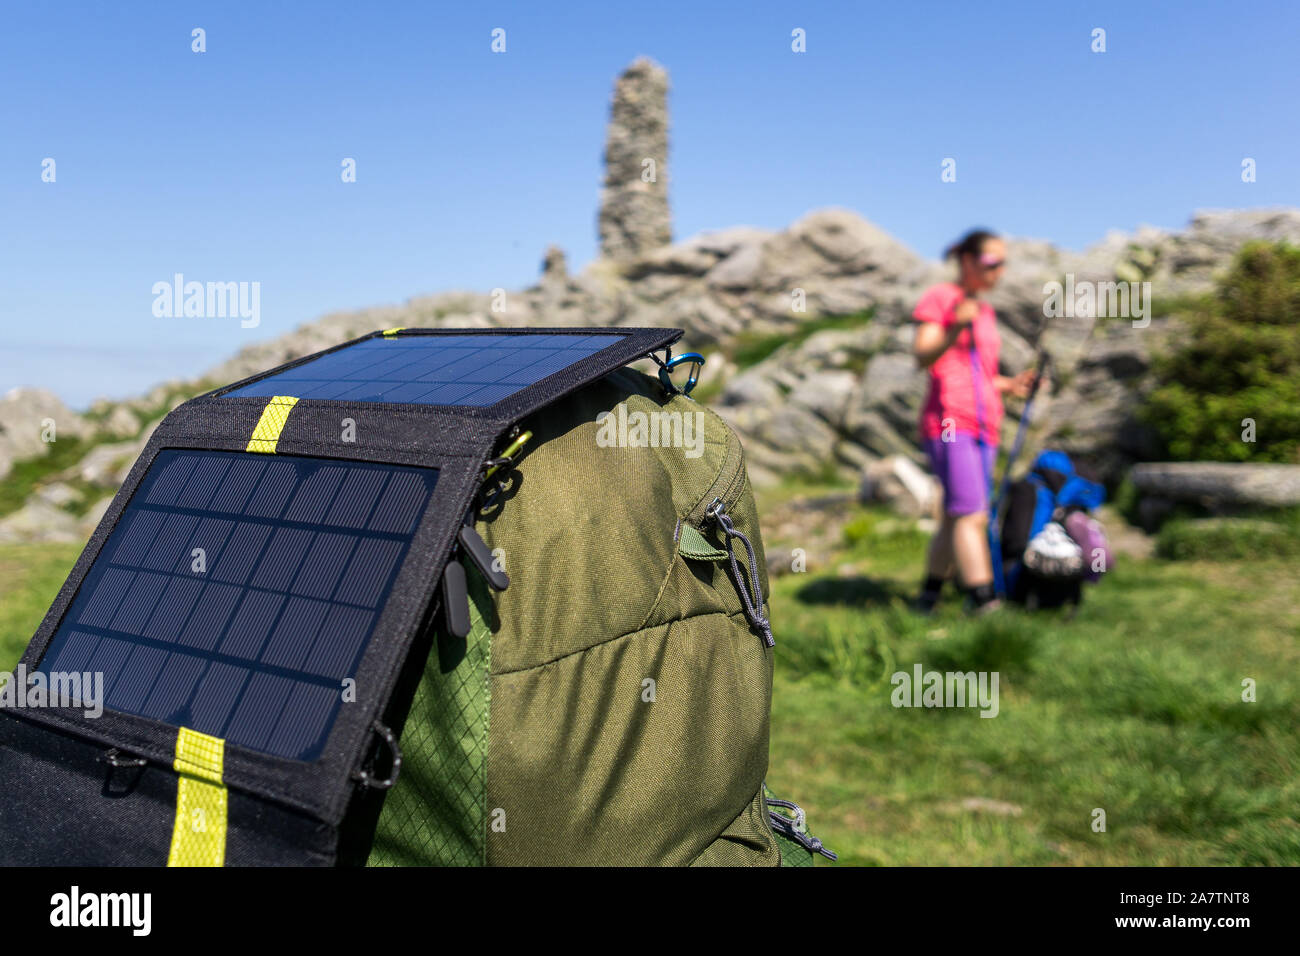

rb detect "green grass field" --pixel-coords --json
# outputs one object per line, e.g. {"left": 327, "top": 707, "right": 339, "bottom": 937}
{"left": 760, "top": 486, "right": 1300, "bottom": 866}
{"left": 2, "top": 487, "right": 1296, "bottom": 866}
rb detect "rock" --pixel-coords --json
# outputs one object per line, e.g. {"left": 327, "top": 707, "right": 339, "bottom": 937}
{"left": 788, "top": 370, "right": 858, "bottom": 426}
{"left": 598, "top": 58, "right": 671, "bottom": 262}
{"left": 99, "top": 405, "right": 141, "bottom": 439}
{"left": 959, "top": 797, "right": 1023, "bottom": 817}
{"left": 626, "top": 238, "right": 719, "bottom": 279}
{"left": 859, "top": 455, "right": 941, "bottom": 518}
{"left": 761, "top": 209, "right": 931, "bottom": 313}
{"left": 60, "top": 420, "right": 156, "bottom": 490}
{"left": 718, "top": 368, "right": 783, "bottom": 409}
{"left": 63, "top": 440, "right": 140, "bottom": 488}
{"left": 1033, "top": 318, "right": 1178, "bottom": 482}
{"left": 0, "top": 387, "right": 89, "bottom": 480}
{"left": 0, "top": 498, "right": 83, "bottom": 544}
{"left": 691, "top": 226, "right": 773, "bottom": 258}
{"left": 765, "top": 547, "right": 795, "bottom": 578}
{"left": 706, "top": 241, "right": 765, "bottom": 290}
{"left": 844, "top": 352, "right": 928, "bottom": 459}
{"left": 1129, "top": 462, "right": 1300, "bottom": 510}
{"left": 33, "top": 482, "right": 82, "bottom": 509}
{"left": 540, "top": 245, "right": 568, "bottom": 284}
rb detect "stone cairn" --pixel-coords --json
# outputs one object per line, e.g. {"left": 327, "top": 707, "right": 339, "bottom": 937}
{"left": 598, "top": 57, "right": 672, "bottom": 263}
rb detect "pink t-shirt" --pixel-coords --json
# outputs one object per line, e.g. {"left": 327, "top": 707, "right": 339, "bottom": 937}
{"left": 913, "top": 282, "right": 1003, "bottom": 444}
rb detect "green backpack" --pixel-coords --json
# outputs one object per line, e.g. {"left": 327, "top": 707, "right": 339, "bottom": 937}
{"left": 0, "top": 327, "right": 833, "bottom": 867}
{"left": 364, "top": 364, "right": 834, "bottom": 866}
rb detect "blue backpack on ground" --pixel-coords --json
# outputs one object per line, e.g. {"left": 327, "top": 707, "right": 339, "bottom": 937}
{"left": 995, "top": 450, "right": 1107, "bottom": 610}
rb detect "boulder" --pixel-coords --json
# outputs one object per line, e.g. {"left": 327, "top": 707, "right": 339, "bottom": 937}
{"left": 0, "top": 387, "right": 89, "bottom": 479}
{"left": 99, "top": 405, "right": 142, "bottom": 440}
{"left": 33, "top": 482, "right": 82, "bottom": 509}
{"left": 0, "top": 498, "right": 83, "bottom": 544}
{"left": 1130, "top": 462, "right": 1300, "bottom": 510}
{"left": 859, "top": 455, "right": 941, "bottom": 518}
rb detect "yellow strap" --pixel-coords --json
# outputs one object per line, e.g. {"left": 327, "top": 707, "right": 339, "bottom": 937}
{"left": 381, "top": 327, "right": 405, "bottom": 338}
{"left": 167, "top": 727, "right": 227, "bottom": 867}
{"left": 246, "top": 395, "right": 298, "bottom": 453}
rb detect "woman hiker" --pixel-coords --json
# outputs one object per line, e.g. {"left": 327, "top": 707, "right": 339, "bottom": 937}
{"left": 913, "top": 229, "right": 1039, "bottom": 614}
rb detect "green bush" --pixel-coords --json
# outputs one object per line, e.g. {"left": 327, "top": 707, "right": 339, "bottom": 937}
{"left": 1141, "top": 241, "right": 1300, "bottom": 463}
{"left": 1155, "top": 513, "right": 1300, "bottom": 561}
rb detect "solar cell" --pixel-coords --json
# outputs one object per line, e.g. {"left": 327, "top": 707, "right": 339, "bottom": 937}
{"left": 37, "top": 449, "right": 438, "bottom": 760}
{"left": 226, "top": 332, "right": 620, "bottom": 406}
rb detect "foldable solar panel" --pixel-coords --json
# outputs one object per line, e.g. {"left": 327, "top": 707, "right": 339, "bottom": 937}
{"left": 0, "top": 326, "right": 681, "bottom": 866}
{"left": 38, "top": 450, "right": 438, "bottom": 761}
{"left": 226, "top": 332, "right": 615, "bottom": 406}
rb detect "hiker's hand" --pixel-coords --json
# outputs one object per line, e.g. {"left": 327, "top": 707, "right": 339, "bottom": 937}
{"left": 951, "top": 298, "right": 979, "bottom": 327}
{"left": 1006, "top": 369, "right": 1037, "bottom": 398}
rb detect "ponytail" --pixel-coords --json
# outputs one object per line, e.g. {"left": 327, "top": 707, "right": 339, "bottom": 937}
{"left": 944, "top": 228, "right": 999, "bottom": 262}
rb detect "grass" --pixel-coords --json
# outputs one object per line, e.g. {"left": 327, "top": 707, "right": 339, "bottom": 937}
{"left": 0, "top": 543, "right": 81, "bottom": 667}
{"left": 759, "top": 490, "right": 1300, "bottom": 866}
{"left": 730, "top": 309, "right": 875, "bottom": 369}
{"left": 0, "top": 381, "right": 216, "bottom": 521}
{"left": 2, "top": 488, "right": 1296, "bottom": 866}
{"left": 1155, "top": 510, "right": 1300, "bottom": 560}
{"left": 0, "top": 439, "right": 94, "bottom": 518}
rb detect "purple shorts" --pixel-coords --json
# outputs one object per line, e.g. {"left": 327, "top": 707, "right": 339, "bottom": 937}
{"left": 923, "top": 432, "right": 996, "bottom": 517}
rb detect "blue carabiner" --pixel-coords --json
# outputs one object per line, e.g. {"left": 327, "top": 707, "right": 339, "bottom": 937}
{"left": 658, "top": 352, "right": 706, "bottom": 396}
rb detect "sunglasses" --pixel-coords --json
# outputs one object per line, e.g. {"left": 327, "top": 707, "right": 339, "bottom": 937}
{"left": 979, "top": 257, "right": 1006, "bottom": 270}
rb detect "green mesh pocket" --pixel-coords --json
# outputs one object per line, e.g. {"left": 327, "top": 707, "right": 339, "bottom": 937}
{"left": 367, "top": 569, "right": 492, "bottom": 866}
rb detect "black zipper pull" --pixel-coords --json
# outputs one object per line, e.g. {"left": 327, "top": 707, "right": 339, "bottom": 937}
{"left": 458, "top": 519, "right": 509, "bottom": 591}
{"left": 705, "top": 497, "right": 775, "bottom": 648}
{"left": 441, "top": 558, "right": 471, "bottom": 639}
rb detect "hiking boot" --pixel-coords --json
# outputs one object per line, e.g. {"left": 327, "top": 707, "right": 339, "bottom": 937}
{"left": 970, "top": 597, "right": 1003, "bottom": 616}
{"left": 914, "top": 592, "right": 941, "bottom": 615}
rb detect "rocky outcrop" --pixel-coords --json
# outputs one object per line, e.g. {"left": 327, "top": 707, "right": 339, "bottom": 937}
{"left": 11, "top": 203, "right": 1292, "bottom": 520}
{"left": 1130, "top": 462, "right": 1300, "bottom": 510}
{"left": 0, "top": 388, "right": 90, "bottom": 480}
{"left": 598, "top": 57, "right": 671, "bottom": 263}
{"left": 859, "top": 456, "right": 942, "bottom": 518}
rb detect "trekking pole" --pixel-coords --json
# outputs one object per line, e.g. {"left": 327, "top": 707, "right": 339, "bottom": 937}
{"left": 961, "top": 292, "right": 1002, "bottom": 597}
{"left": 989, "top": 347, "right": 1050, "bottom": 596}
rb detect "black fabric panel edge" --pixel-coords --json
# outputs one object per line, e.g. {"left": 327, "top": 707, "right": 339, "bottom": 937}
{"left": 0, "top": 714, "right": 336, "bottom": 866}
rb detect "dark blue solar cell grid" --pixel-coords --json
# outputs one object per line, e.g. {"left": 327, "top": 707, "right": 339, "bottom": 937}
{"left": 38, "top": 449, "right": 439, "bottom": 761}
{"left": 227, "top": 332, "right": 620, "bottom": 406}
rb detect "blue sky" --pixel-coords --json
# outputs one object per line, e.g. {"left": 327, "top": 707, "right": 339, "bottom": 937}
{"left": 2, "top": 1, "right": 1297, "bottom": 407}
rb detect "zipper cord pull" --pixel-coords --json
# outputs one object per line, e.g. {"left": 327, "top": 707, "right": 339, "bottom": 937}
{"left": 706, "top": 498, "right": 775, "bottom": 648}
